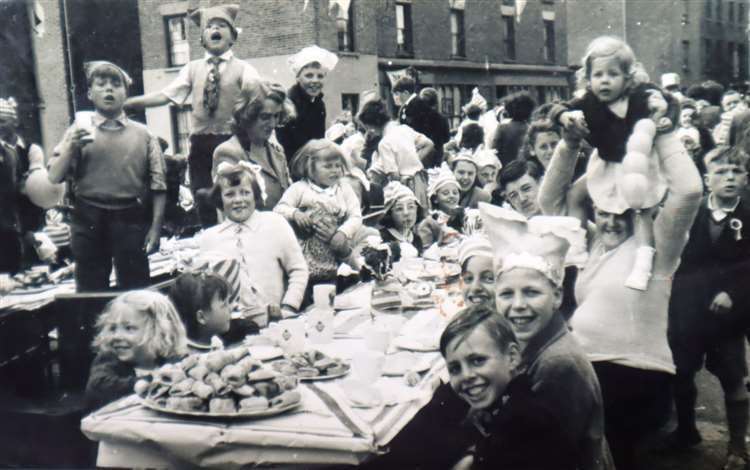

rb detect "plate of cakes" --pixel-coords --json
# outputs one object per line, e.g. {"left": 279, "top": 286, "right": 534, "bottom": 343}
{"left": 135, "top": 348, "right": 302, "bottom": 418}
{"left": 269, "top": 350, "right": 350, "bottom": 381}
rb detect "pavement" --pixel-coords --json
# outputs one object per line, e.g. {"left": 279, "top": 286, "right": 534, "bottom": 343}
{"left": 637, "top": 368, "right": 746, "bottom": 470}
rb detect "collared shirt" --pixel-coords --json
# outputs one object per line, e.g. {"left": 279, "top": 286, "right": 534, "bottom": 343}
{"left": 371, "top": 122, "right": 424, "bottom": 177}
{"left": 708, "top": 193, "right": 741, "bottom": 222}
{"left": 92, "top": 111, "right": 129, "bottom": 130}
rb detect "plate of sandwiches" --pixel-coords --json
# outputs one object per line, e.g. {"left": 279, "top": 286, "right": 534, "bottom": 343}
{"left": 136, "top": 348, "right": 302, "bottom": 418}
{"left": 269, "top": 350, "right": 350, "bottom": 381}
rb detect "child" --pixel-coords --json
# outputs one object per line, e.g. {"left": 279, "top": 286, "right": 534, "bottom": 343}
{"left": 124, "top": 4, "right": 259, "bottom": 228}
{"left": 358, "top": 99, "right": 433, "bottom": 209}
{"left": 458, "top": 235, "right": 495, "bottom": 309}
{"left": 419, "top": 165, "right": 465, "bottom": 244}
{"left": 450, "top": 151, "right": 492, "bottom": 209}
{"left": 550, "top": 36, "right": 678, "bottom": 291}
{"left": 49, "top": 61, "right": 166, "bottom": 292}
{"left": 441, "top": 304, "right": 578, "bottom": 470}
{"left": 473, "top": 147, "right": 502, "bottom": 194}
{"left": 85, "top": 290, "right": 187, "bottom": 410}
{"left": 668, "top": 146, "right": 750, "bottom": 469}
{"left": 168, "top": 271, "right": 232, "bottom": 353}
{"left": 275, "top": 139, "right": 362, "bottom": 283}
{"left": 378, "top": 181, "right": 425, "bottom": 260}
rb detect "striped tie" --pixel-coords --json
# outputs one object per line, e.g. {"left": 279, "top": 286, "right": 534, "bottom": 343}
{"left": 203, "top": 57, "right": 221, "bottom": 115}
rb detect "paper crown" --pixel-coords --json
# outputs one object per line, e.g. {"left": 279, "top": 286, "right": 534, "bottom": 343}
{"left": 288, "top": 45, "right": 339, "bottom": 76}
{"left": 383, "top": 181, "right": 418, "bottom": 211}
{"left": 0, "top": 97, "right": 17, "bottom": 121}
{"left": 190, "top": 4, "right": 240, "bottom": 35}
{"left": 479, "top": 202, "right": 586, "bottom": 286}
{"left": 458, "top": 234, "right": 493, "bottom": 267}
{"left": 325, "top": 122, "right": 347, "bottom": 142}
{"left": 427, "top": 163, "right": 460, "bottom": 198}
{"left": 473, "top": 146, "right": 502, "bottom": 170}
{"left": 463, "top": 87, "right": 487, "bottom": 112}
{"left": 83, "top": 61, "right": 133, "bottom": 87}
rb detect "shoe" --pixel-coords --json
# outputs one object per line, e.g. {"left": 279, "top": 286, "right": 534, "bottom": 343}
{"left": 721, "top": 450, "right": 749, "bottom": 470}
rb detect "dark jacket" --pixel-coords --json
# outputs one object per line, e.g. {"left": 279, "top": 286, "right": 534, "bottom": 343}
{"left": 379, "top": 226, "right": 426, "bottom": 259}
{"left": 85, "top": 352, "right": 138, "bottom": 411}
{"left": 491, "top": 120, "right": 527, "bottom": 166}
{"left": 670, "top": 196, "right": 750, "bottom": 330}
{"left": 276, "top": 84, "right": 326, "bottom": 167}
{"left": 471, "top": 374, "right": 578, "bottom": 470}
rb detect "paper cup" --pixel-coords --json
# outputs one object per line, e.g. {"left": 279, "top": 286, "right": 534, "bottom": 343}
{"left": 364, "top": 324, "right": 391, "bottom": 353}
{"left": 307, "top": 307, "right": 334, "bottom": 344}
{"left": 277, "top": 319, "right": 306, "bottom": 354}
{"left": 74, "top": 111, "right": 96, "bottom": 143}
{"left": 352, "top": 350, "right": 385, "bottom": 383}
{"left": 313, "top": 284, "right": 336, "bottom": 308}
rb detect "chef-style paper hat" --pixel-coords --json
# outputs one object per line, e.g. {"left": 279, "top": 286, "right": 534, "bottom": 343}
{"left": 473, "top": 146, "right": 502, "bottom": 170}
{"left": 384, "top": 181, "right": 418, "bottom": 209}
{"left": 458, "top": 234, "right": 493, "bottom": 267}
{"left": 288, "top": 45, "right": 339, "bottom": 76}
{"left": 479, "top": 202, "right": 587, "bottom": 286}
{"left": 0, "top": 97, "right": 18, "bottom": 121}
{"left": 84, "top": 61, "right": 133, "bottom": 87}
{"left": 190, "top": 4, "right": 240, "bottom": 37}
{"left": 428, "top": 163, "right": 460, "bottom": 198}
{"left": 463, "top": 87, "right": 487, "bottom": 113}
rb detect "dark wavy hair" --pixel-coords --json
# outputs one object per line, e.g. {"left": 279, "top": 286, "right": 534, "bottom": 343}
{"left": 521, "top": 119, "right": 560, "bottom": 160}
{"left": 232, "top": 81, "right": 296, "bottom": 149}
{"left": 498, "top": 159, "right": 544, "bottom": 191}
{"left": 392, "top": 76, "right": 416, "bottom": 94}
{"left": 504, "top": 91, "right": 536, "bottom": 122}
{"left": 439, "top": 304, "right": 517, "bottom": 357}
{"left": 357, "top": 99, "right": 391, "bottom": 128}
{"left": 459, "top": 123, "right": 485, "bottom": 151}
{"left": 168, "top": 271, "right": 230, "bottom": 339}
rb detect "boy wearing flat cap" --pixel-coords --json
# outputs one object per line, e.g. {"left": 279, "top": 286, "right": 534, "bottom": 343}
{"left": 49, "top": 61, "right": 167, "bottom": 292}
{"left": 125, "top": 4, "right": 260, "bottom": 227}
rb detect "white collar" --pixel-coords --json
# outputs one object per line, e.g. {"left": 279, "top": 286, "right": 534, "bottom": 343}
{"left": 308, "top": 180, "right": 339, "bottom": 196}
{"left": 216, "top": 211, "right": 260, "bottom": 233}
{"left": 404, "top": 93, "right": 417, "bottom": 106}
{"left": 92, "top": 111, "right": 128, "bottom": 128}
{"left": 204, "top": 50, "right": 234, "bottom": 62}
{"left": 708, "top": 193, "right": 741, "bottom": 222}
{"left": 387, "top": 227, "right": 414, "bottom": 243}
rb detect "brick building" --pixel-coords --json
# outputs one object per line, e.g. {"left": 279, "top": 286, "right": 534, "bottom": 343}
{"left": 137, "top": 0, "right": 573, "bottom": 149}
{"left": 565, "top": 0, "right": 749, "bottom": 90}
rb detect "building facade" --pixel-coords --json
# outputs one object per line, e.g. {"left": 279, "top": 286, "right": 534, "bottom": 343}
{"left": 566, "top": 0, "right": 748, "bottom": 90}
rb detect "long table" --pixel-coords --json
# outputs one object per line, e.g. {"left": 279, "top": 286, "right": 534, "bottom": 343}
{"left": 81, "top": 291, "right": 451, "bottom": 468}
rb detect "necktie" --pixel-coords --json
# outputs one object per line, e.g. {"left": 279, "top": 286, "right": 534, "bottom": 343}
{"left": 204, "top": 57, "right": 221, "bottom": 115}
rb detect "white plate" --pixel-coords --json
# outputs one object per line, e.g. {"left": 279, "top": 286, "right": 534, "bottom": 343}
{"left": 382, "top": 351, "right": 432, "bottom": 376}
{"left": 141, "top": 397, "right": 300, "bottom": 418}
{"left": 246, "top": 345, "right": 284, "bottom": 361}
{"left": 392, "top": 336, "right": 439, "bottom": 352}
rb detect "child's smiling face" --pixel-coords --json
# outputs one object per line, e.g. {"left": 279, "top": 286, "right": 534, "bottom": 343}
{"left": 106, "top": 307, "right": 156, "bottom": 367}
{"left": 311, "top": 152, "right": 344, "bottom": 187}
{"left": 297, "top": 64, "right": 327, "bottom": 98}
{"left": 88, "top": 75, "right": 127, "bottom": 117}
{"left": 203, "top": 18, "right": 234, "bottom": 56}
{"left": 220, "top": 179, "right": 256, "bottom": 222}
{"left": 445, "top": 325, "right": 519, "bottom": 411}
{"left": 477, "top": 166, "right": 498, "bottom": 188}
{"left": 453, "top": 161, "right": 477, "bottom": 192}
{"left": 461, "top": 256, "right": 495, "bottom": 308}
{"left": 436, "top": 184, "right": 460, "bottom": 212}
{"left": 589, "top": 55, "right": 626, "bottom": 104}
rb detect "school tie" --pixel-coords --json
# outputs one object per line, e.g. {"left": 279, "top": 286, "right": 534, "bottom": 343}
{"left": 204, "top": 57, "right": 221, "bottom": 115}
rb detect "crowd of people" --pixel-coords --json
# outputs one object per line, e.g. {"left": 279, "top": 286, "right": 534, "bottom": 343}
{"left": 3, "top": 4, "right": 750, "bottom": 469}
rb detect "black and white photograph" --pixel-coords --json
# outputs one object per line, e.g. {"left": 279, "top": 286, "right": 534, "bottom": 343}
{"left": 1, "top": 0, "right": 750, "bottom": 468}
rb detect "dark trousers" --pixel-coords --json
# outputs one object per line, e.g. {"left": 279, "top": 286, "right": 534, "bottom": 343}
{"left": 0, "top": 229, "right": 22, "bottom": 274}
{"left": 188, "top": 134, "right": 231, "bottom": 228}
{"left": 593, "top": 362, "right": 673, "bottom": 470}
{"left": 71, "top": 200, "right": 150, "bottom": 292}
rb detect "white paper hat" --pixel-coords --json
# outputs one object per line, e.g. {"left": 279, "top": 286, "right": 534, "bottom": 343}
{"left": 288, "top": 45, "right": 339, "bottom": 76}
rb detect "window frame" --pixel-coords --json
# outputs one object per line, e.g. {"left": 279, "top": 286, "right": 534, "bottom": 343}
{"left": 502, "top": 14, "right": 516, "bottom": 61}
{"left": 450, "top": 8, "right": 466, "bottom": 57}
{"left": 543, "top": 19, "right": 555, "bottom": 63}
{"left": 164, "top": 13, "right": 190, "bottom": 68}
{"left": 395, "top": 1, "right": 414, "bottom": 56}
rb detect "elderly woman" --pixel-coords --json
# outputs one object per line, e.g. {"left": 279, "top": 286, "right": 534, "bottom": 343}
{"left": 539, "top": 127, "right": 703, "bottom": 469}
{"left": 276, "top": 45, "right": 339, "bottom": 166}
{"left": 212, "top": 81, "right": 295, "bottom": 210}
{"left": 199, "top": 163, "right": 308, "bottom": 328}
{"left": 481, "top": 203, "right": 613, "bottom": 470}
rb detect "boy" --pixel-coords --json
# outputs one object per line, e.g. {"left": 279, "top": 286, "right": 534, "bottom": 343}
{"left": 124, "top": 4, "right": 259, "bottom": 227}
{"left": 49, "top": 61, "right": 166, "bottom": 292}
{"left": 668, "top": 146, "right": 750, "bottom": 469}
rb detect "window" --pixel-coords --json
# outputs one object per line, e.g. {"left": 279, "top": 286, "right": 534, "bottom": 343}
{"left": 450, "top": 8, "right": 466, "bottom": 57}
{"left": 740, "top": 3, "right": 746, "bottom": 24}
{"left": 543, "top": 20, "right": 555, "bottom": 62}
{"left": 682, "top": 40, "right": 690, "bottom": 71}
{"left": 717, "top": 0, "right": 722, "bottom": 20}
{"left": 170, "top": 105, "right": 192, "bottom": 155}
{"left": 341, "top": 93, "right": 359, "bottom": 116}
{"left": 395, "top": 2, "right": 413, "bottom": 55}
{"left": 503, "top": 15, "right": 516, "bottom": 60}
{"left": 730, "top": 42, "right": 739, "bottom": 78}
{"left": 729, "top": 1, "right": 735, "bottom": 22}
{"left": 502, "top": 0, "right": 515, "bottom": 5}
{"left": 165, "top": 14, "right": 189, "bottom": 67}
{"left": 337, "top": 0, "right": 355, "bottom": 52}
{"left": 706, "top": 0, "right": 713, "bottom": 18}
{"left": 739, "top": 44, "right": 747, "bottom": 78}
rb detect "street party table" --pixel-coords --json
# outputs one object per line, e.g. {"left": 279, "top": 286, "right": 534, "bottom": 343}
{"left": 82, "top": 276, "right": 461, "bottom": 469}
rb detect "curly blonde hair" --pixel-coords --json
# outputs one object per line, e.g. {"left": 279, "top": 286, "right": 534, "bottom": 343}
{"left": 290, "top": 139, "right": 350, "bottom": 182}
{"left": 576, "top": 36, "right": 648, "bottom": 95}
{"left": 92, "top": 290, "right": 188, "bottom": 362}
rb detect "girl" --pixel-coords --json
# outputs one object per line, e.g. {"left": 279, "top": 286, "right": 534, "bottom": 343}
{"left": 378, "top": 181, "right": 425, "bottom": 260}
{"left": 85, "top": 290, "right": 187, "bottom": 410}
{"left": 522, "top": 119, "right": 588, "bottom": 180}
{"left": 550, "top": 35, "right": 678, "bottom": 290}
{"left": 440, "top": 305, "right": 578, "bottom": 470}
{"left": 168, "top": 271, "right": 232, "bottom": 353}
{"left": 275, "top": 139, "right": 362, "bottom": 283}
{"left": 472, "top": 148, "right": 502, "bottom": 194}
{"left": 450, "top": 152, "right": 492, "bottom": 209}
{"left": 458, "top": 235, "right": 495, "bottom": 308}
{"left": 416, "top": 166, "right": 466, "bottom": 247}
